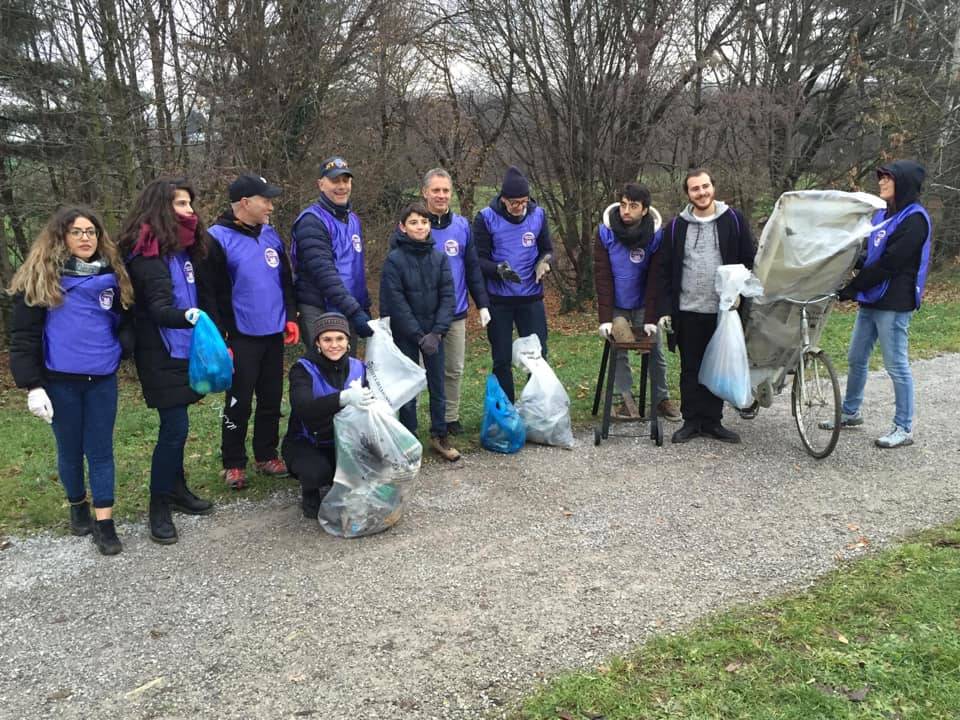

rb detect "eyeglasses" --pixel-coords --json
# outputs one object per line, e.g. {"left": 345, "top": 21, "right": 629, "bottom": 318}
{"left": 503, "top": 198, "right": 529, "bottom": 209}
{"left": 67, "top": 228, "right": 99, "bottom": 239}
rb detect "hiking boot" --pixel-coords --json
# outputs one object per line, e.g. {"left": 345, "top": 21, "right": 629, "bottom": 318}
{"left": 430, "top": 435, "right": 462, "bottom": 462}
{"left": 671, "top": 422, "right": 700, "bottom": 444}
{"left": 223, "top": 467, "right": 247, "bottom": 490}
{"left": 657, "top": 399, "right": 681, "bottom": 422}
{"left": 91, "top": 519, "right": 122, "bottom": 556}
{"left": 255, "top": 458, "right": 289, "bottom": 477}
{"left": 149, "top": 496, "right": 178, "bottom": 545}
{"left": 875, "top": 425, "right": 914, "bottom": 449}
{"left": 738, "top": 400, "right": 759, "bottom": 420}
{"left": 446, "top": 420, "right": 463, "bottom": 436}
{"left": 818, "top": 411, "right": 864, "bottom": 430}
{"left": 69, "top": 500, "right": 92, "bottom": 536}
{"left": 611, "top": 316, "right": 634, "bottom": 344}
{"left": 701, "top": 422, "right": 741, "bottom": 444}
{"left": 169, "top": 473, "right": 214, "bottom": 516}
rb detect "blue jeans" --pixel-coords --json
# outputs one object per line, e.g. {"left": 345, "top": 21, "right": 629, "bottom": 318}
{"left": 152, "top": 405, "right": 189, "bottom": 495}
{"left": 394, "top": 333, "right": 447, "bottom": 437}
{"left": 487, "top": 301, "right": 548, "bottom": 403}
{"left": 47, "top": 375, "right": 118, "bottom": 508}
{"left": 843, "top": 307, "right": 914, "bottom": 431}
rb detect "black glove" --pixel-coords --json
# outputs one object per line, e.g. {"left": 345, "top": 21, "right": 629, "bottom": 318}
{"left": 353, "top": 310, "right": 374, "bottom": 338}
{"left": 497, "top": 261, "right": 522, "bottom": 284}
{"left": 419, "top": 332, "right": 442, "bottom": 356}
{"left": 838, "top": 285, "right": 857, "bottom": 302}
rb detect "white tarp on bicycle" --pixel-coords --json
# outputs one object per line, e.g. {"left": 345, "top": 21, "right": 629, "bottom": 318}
{"left": 746, "top": 190, "right": 886, "bottom": 381}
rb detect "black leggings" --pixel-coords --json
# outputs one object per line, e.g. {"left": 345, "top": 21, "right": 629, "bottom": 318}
{"left": 281, "top": 439, "right": 336, "bottom": 491}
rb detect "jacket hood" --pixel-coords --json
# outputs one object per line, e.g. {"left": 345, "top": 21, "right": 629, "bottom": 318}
{"left": 489, "top": 194, "right": 540, "bottom": 223}
{"left": 680, "top": 199, "right": 729, "bottom": 224}
{"left": 878, "top": 160, "right": 925, "bottom": 212}
{"left": 389, "top": 228, "right": 435, "bottom": 253}
{"left": 602, "top": 203, "right": 662, "bottom": 232}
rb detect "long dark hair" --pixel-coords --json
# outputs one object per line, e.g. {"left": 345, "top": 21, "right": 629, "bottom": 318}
{"left": 117, "top": 177, "right": 208, "bottom": 260}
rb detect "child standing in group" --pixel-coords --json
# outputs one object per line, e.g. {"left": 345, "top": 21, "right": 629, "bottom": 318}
{"left": 8, "top": 207, "right": 134, "bottom": 555}
{"left": 379, "top": 203, "right": 459, "bottom": 461}
{"left": 118, "top": 178, "right": 215, "bottom": 545}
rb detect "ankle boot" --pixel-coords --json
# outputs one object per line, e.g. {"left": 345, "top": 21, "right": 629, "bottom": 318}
{"left": 149, "top": 495, "right": 179, "bottom": 545}
{"left": 91, "top": 519, "right": 123, "bottom": 556}
{"left": 169, "top": 472, "right": 214, "bottom": 516}
{"left": 69, "top": 500, "right": 92, "bottom": 536}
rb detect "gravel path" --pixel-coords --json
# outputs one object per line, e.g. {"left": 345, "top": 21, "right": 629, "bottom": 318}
{"left": 2, "top": 355, "right": 959, "bottom": 719}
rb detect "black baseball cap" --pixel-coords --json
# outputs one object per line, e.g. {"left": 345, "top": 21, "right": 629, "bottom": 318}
{"left": 228, "top": 173, "right": 282, "bottom": 202}
{"left": 319, "top": 156, "right": 353, "bottom": 179}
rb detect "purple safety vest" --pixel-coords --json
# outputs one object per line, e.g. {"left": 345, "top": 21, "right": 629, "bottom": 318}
{"left": 44, "top": 273, "right": 122, "bottom": 375}
{"left": 856, "top": 203, "right": 932, "bottom": 308}
{"left": 207, "top": 224, "right": 286, "bottom": 336}
{"left": 598, "top": 225, "right": 662, "bottom": 310}
{"left": 432, "top": 214, "right": 472, "bottom": 316}
{"left": 292, "top": 204, "right": 369, "bottom": 312}
{"left": 293, "top": 356, "right": 365, "bottom": 446}
{"left": 480, "top": 205, "right": 545, "bottom": 298}
{"left": 159, "top": 251, "right": 198, "bottom": 360}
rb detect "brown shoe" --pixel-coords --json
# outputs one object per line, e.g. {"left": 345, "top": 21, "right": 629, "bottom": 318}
{"left": 430, "top": 435, "right": 461, "bottom": 462}
{"left": 657, "top": 399, "right": 682, "bottom": 422}
{"left": 611, "top": 316, "right": 634, "bottom": 343}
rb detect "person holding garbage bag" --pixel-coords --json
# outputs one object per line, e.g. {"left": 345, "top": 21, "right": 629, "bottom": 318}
{"left": 119, "top": 178, "right": 215, "bottom": 545}
{"left": 656, "top": 168, "right": 756, "bottom": 444}
{"left": 281, "top": 312, "right": 374, "bottom": 520}
{"left": 831, "top": 160, "right": 932, "bottom": 449}
{"left": 379, "top": 204, "right": 460, "bottom": 461}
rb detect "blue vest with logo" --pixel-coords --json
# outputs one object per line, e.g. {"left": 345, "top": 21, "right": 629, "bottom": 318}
{"left": 857, "top": 203, "right": 932, "bottom": 308}
{"left": 208, "top": 224, "right": 286, "bottom": 336}
{"left": 44, "top": 273, "right": 122, "bottom": 375}
{"left": 432, "top": 214, "right": 472, "bottom": 316}
{"left": 480, "top": 205, "right": 545, "bottom": 298}
{"left": 293, "top": 356, "right": 365, "bottom": 446}
{"left": 599, "top": 225, "right": 662, "bottom": 310}
{"left": 293, "top": 204, "right": 368, "bottom": 312}
{"left": 159, "top": 251, "right": 198, "bottom": 360}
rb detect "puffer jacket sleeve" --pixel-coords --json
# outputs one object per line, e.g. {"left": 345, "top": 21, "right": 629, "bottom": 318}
{"left": 379, "top": 252, "right": 423, "bottom": 341}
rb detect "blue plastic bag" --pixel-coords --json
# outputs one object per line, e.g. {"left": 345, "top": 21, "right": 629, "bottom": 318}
{"left": 188, "top": 310, "right": 232, "bottom": 394}
{"left": 480, "top": 374, "right": 525, "bottom": 454}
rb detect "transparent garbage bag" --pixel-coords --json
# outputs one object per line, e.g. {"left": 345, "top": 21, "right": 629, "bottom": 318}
{"left": 364, "top": 317, "right": 427, "bottom": 412}
{"left": 318, "top": 398, "right": 423, "bottom": 538}
{"left": 512, "top": 335, "right": 574, "bottom": 448}
{"left": 188, "top": 310, "right": 232, "bottom": 394}
{"left": 480, "top": 374, "right": 526, "bottom": 454}
{"left": 698, "top": 265, "right": 764, "bottom": 409}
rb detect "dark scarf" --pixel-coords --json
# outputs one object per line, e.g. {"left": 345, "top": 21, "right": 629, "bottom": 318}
{"left": 131, "top": 214, "right": 198, "bottom": 258}
{"left": 609, "top": 209, "right": 655, "bottom": 250}
{"left": 309, "top": 345, "right": 352, "bottom": 390}
{"left": 62, "top": 255, "right": 110, "bottom": 277}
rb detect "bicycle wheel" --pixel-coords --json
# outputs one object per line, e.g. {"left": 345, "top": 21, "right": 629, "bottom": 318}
{"left": 791, "top": 350, "right": 841, "bottom": 459}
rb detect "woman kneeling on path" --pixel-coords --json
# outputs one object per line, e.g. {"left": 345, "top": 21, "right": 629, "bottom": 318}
{"left": 8, "top": 207, "right": 134, "bottom": 555}
{"left": 282, "top": 312, "right": 375, "bottom": 520}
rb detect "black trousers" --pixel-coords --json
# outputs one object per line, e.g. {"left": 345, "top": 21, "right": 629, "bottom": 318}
{"left": 487, "top": 300, "right": 548, "bottom": 403}
{"left": 221, "top": 332, "right": 284, "bottom": 469}
{"left": 676, "top": 310, "right": 724, "bottom": 426}
{"left": 281, "top": 438, "right": 335, "bottom": 492}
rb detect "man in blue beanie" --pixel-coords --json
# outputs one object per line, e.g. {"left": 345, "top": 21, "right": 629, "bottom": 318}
{"left": 474, "top": 166, "right": 553, "bottom": 402}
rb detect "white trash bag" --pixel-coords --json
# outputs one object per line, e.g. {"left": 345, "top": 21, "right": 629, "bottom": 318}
{"left": 364, "top": 317, "right": 427, "bottom": 411}
{"left": 699, "top": 264, "right": 764, "bottom": 409}
{"left": 512, "top": 335, "right": 575, "bottom": 449}
{"left": 318, "top": 398, "right": 423, "bottom": 538}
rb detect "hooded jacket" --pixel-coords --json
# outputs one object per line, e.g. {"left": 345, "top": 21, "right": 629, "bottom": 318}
{"left": 843, "top": 160, "right": 931, "bottom": 312}
{"left": 594, "top": 203, "right": 663, "bottom": 323}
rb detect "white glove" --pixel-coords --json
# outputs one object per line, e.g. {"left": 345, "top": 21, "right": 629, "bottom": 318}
{"left": 658, "top": 315, "right": 673, "bottom": 334}
{"left": 598, "top": 323, "right": 612, "bottom": 339}
{"left": 339, "top": 384, "right": 376, "bottom": 409}
{"left": 535, "top": 257, "right": 551, "bottom": 283}
{"left": 185, "top": 308, "right": 201, "bottom": 325}
{"left": 642, "top": 323, "right": 658, "bottom": 336}
{"left": 479, "top": 308, "right": 491, "bottom": 328}
{"left": 28, "top": 388, "right": 54, "bottom": 424}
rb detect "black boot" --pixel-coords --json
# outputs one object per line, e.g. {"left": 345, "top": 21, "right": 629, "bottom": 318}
{"left": 671, "top": 421, "right": 701, "bottom": 444}
{"left": 301, "top": 488, "right": 322, "bottom": 520}
{"left": 169, "top": 472, "right": 214, "bottom": 516}
{"left": 69, "top": 500, "right": 92, "bottom": 536}
{"left": 149, "top": 496, "right": 179, "bottom": 545}
{"left": 91, "top": 519, "right": 123, "bottom": 556}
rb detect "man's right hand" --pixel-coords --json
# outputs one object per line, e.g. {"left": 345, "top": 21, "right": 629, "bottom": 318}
{"left": 353, "top": 310, "right": 374, "bottom": 338}
{"left": 496, "top": 261, "right": 522, "bottom": 284}
{"left": 598, "top": 322, "right": 612, "bottom": 339}
{"left": 658, "top": 315, "right": 673, "bottom": 334}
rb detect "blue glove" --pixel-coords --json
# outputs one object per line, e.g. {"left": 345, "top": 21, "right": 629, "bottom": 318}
{"left": 352, "top": 310, "right": 374, "bottom": 338}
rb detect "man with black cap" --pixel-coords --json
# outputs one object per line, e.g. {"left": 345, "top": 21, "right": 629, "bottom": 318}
{"left": 291, "top": 156, "right": 373, "bottom": 351}
{"left": 474, "top": 165, "right": 553, "bottom": 402}
{"left": 207, "top": 173, "right": 298, "bottom": 489}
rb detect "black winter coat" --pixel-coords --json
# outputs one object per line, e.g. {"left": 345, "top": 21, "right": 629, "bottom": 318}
{"left": 127, "top": 252, "right": 215, "bottom": 408}
{"left": 379, "top": 230, "right": 455, "bottom": 342}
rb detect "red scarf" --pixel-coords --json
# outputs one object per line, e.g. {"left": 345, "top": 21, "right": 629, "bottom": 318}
{"left": 131, "top": 214, "right": 198, "bottom": 257}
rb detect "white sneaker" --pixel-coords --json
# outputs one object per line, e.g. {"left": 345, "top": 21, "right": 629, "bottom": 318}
{"left": 818, "top": 411, "right": 863, "bottom": 430}
{"left": 875, "top": 425, "right": 914, "bottom": 449}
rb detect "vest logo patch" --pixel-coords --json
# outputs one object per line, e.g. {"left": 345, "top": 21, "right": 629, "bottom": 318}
{"left": 264, "top": 247, "right": 280, "bottom": 268}
{"left": 183, "top": 261, "right": 195, "bottom": 284}
{"left": 444, "top": 239, "right": 460, "bottom": 257}
{"left": 521, "top": 231, "right": 535, "bottom": 247}
{"left": 629, "top": 247, "right": 646, "bottom": 264}
{"left": 351, "top": 234, "right": 362, "bottom": 253}
{"left": 98, "top": 288, "right": 115, "bottom": 310}
{"left": 874, "top": 229, "right": 886, "bottom": 247}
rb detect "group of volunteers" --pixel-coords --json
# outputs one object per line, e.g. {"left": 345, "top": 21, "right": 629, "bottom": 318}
{"left": 7, "top": 155, "right": 932, "bottom": 556}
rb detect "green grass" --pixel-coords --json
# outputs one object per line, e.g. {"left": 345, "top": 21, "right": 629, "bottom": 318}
{"left": 515, "top": 520, "right": 960, "bottom": 719}
{"left": 2, "top": 301, "right": 959, "bottom": 535}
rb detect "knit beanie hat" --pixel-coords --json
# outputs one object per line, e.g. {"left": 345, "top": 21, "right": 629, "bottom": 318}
{"left": 500, "top": 166, "right": 530, "bottom": 198}
{"left": 313, "top": 312, "right": 351, "bottom": 341}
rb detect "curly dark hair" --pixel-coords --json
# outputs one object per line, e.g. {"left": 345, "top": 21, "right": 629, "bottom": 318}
{"left": 117, "top": 177, "right": 208, "bottom": 261}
